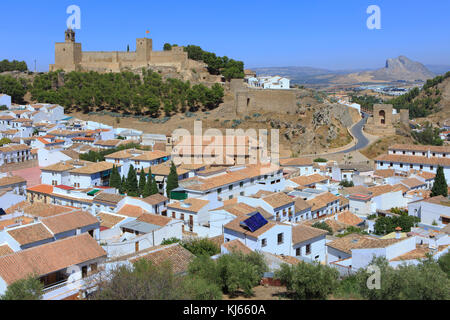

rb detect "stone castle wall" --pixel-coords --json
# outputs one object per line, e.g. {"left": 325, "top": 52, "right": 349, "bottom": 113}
{"left": 231, "top": 79, "right": 298, "bottom": 115}
{"left": 50, "top": 31, "right": 196, "bottom": 73}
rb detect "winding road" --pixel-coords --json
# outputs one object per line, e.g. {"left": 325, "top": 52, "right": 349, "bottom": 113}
{"left": 334, "top": 112, "right": 370, "bottom": 154}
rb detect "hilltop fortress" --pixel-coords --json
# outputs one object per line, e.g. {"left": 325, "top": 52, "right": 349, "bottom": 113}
{"left": 50, "top": 29, "right": 219, "bottom": 81}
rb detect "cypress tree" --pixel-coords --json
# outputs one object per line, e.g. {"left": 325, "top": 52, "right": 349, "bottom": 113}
{"left": 142, "top": 169, "right": 152, "bottom": 198}
{"left": 150, "top": 174, "right": 159, "bottom": 195}
{"left": 138, "top": 169, "right": 146, "bottom": 196}
{"left": 119, "top": 175, "right": 126, "bottom": 195}
{"left": 431, "top": 165, "right": 448, "bottom": 197}
{"left": 109, "top": 165, "right": 121, "bottom": 189}
{"left": 126, "top": 165, "right": 139, "bottom": 197}
{"left": 166, "top": 162, "right": 179, "bottom": 199}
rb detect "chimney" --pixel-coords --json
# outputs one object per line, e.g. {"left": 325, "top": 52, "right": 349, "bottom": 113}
{"left": 395, "top": 227, "right": 402, "bottom": 239}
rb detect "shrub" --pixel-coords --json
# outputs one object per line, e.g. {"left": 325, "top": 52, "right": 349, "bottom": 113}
{"left": 1, "top": 275, "right": 43, "bottom": 300}
{"left": 188, "top": 252, "right": 268, "bottom": 297}
{"left": 275, "top": 262, "right": 339, "bottom": 300}
{"left": 181, "top": 238, "right": 220, "bottom": 257}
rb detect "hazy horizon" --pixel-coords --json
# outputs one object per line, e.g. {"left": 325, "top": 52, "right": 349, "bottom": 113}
{"left": 1, "top": 0, "right": 449, "bottom": 72}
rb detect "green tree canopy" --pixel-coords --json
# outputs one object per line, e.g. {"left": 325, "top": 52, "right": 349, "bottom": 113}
{"left": 126, "top": 165, "right": 139, "bottom": 197}
{"left": 1, "top": 275, "right": 43, "bottom": 300}
{"left": 109, "top": 165, "right": 121, "bottom": 189}
{"left": 138, "top": 169, "right": 146, "bottom": 196}
{"left": 166, "top": 161, "right": 179, "bottom": 198}
{"left": 91, "top": 258, "right": 221, "bottom": 300}
{"left": 431, "top": 165, "right": 448, "bottom": 197}
{"left": 275, "top": 261, "right": 339, "bottom": 300}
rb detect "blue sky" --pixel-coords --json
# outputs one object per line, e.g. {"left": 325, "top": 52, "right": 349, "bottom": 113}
{"left": 1, "top": 0, "right": 449, "bottom": 72}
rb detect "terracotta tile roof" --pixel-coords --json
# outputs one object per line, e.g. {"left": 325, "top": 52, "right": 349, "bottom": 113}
{"left": 374, "top": 169, "right": 396, "bottom": 178}
{"left": 141, "top": 193, "right": 168, "bottom": 205}
{"left": 131, "top": 150, "right": 170, "bottom": 161}
{"left": 279, "top": 158, "right": 313, "bottom": 167}
{"left": 72, "top": 137, "right": 95, "bottom": 142}
{"left": 168, "top": 198, "right": 210, "bottom": 213}
{"left": 41, "top": 162, "right": 75, "bottom": 172}
{"left": 0, "top": 144, "right": 30, "bottom": 153}
{"left": 150, "top": 163, "right": 190, "bottom": 176}
{"left": 212, "top": 202, "right": 257, "bottom": 217}
{"left": 292, "top": 225, "right": 327, "bottom": 244}
{"left": 116, "top": 204, "right": 144, "bottom": 217}
{"left": 47, "top": 130, "right": 80, "bottom": 137}
{"left": 406, "top": 189, "right": 431, "bottom": 199}
{"left": 367, "top": 184, "right": 399, "bottom": 197}
{"left": 0, "top": 116, "right": 15, "bottom": 120}
{"left": 0, "top": 244, "right": 14, "bottom": 257}
{"left": 389, "top": 144, "right": 450, "bottom": 153}
{"left": 326, "top": 234, "right": 403, "bottom": 254}
{"left": 223, "top": 239, "right": 253, "bottom": 254}
{"left": 0, "top": 175, "right": 26, "bottom": 187}
{"left": 94, "top": 139, "right": 123, "bottom": 147}
{"left": 294, "top": 198, "right": 312, "bottom": 212}
{"left": 209, "top": 235, "right": 224, "bottom": 247}
{"left": 400, "top": 178, "right": 427, "bottom": 189}
{"left": 60, "top": 149, "right": 80, "bottom": 160}
{"left": 104, "top": 149, "right": 137, "bottom": 159}
{"left": 375, "top": 154, "right": 450, "bottom": 166}
{"left": 414, "top": 171, "right": 436, "bottom": 180}
{"left": 390, "top": 244, "right": 438, "bottom": 262}
{"left": 25, "top": 184, "right": 54, "bottom": 194}
{"left": 130, "top": 244, "right": 194, "bottom": 274}
{"left": 422, "top": 195, "right": 450, "bottom": 206}
{"left": 252, "top": 190, "right": 276, "bottom": 198}
{"left": 306, "top": 192, "right": 340, "bottom": 211}
{"left": 262, "top": 192, "right": 294, "bottom": 208}
{"left": 0, "top": 234, "right": 106, "bottom": 285}
{"left": 338, "top": 196, "right": 349, "bottom": 207}
{"left": 7, "top": 223, "right": 54, "bottom": 246}
{"left": 6, "top": 202, "right": 75, "bottom": 217}
{"left": 0, "top": 216, "right": 35, "bottom": 231}
{"left": 97, "top": 212, "right": 126, "bottom": 229}
{"left": 137, "top": 213, "right": 172, "bottom": 227}
{"left": 180, "top": 164, "right": 281, "bottom": 192}
{"left": 224, "top": 215, "right": 276, "bottom": 238}
{"left": 70, "top": 161, "right": 116, "bottom": 175}
{"left": 337, "top": 210, "right": 364, "bottom": 226}
{"left": 392, "top": 184, "right": 409, "bottom": 194}
{"left": 289, "top": 174, "right": 328, "bottom": 186}
{"left": 41, "top": 211, "right": 98, "bottom": 235}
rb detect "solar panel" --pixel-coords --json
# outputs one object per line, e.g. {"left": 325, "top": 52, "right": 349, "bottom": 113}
{"left": 241, "top": 212, "right": 268, "bottom": 232}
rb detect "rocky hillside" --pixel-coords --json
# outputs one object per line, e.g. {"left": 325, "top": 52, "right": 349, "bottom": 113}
{"left": 71, "top": 87, "right": 360, "bottom": 157}
{"left": 334, "top": 56, "right": 435, "bottom": 84}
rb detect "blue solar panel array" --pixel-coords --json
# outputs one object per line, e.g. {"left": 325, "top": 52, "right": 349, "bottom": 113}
{"left": 242, "top": 212, "right": 268, "bottom": 232}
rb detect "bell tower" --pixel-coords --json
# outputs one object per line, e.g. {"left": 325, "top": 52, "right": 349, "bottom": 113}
{"left": 65, "top": 28, "right": 76, "bottom": 43}
{"left": 50, "top": 29, "right": 82, "bottom": 72}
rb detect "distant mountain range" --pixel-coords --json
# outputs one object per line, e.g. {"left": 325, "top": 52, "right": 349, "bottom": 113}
{"left": 251, "top": 56, "right": 449, "bottom": 86}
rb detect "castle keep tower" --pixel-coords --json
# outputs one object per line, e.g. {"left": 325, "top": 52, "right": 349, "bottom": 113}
{"left": 50, "top": 29, "right": 82, "bottom": 72}
{"left": 136, "top": 38, "right": 153, "bottom": 62}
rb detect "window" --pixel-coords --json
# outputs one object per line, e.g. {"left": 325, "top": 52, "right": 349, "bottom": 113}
{"left": 420, "top": 165, "right": 423, "bottom": 170}
{"left": 240, "top": 191, "right": 244, "bottom": 196}
{"left": 431, "top": 166, "right": 434, "bottom": 171}
{"left": 240, "top": 182, "right": 244, "bottom": 188}
{"left": 306, "top": 244, "right": 311, "bottom": 255}
{"left": 262, "top": 238, "right": 267, "bottom": 247}
{"left": 410, "top": 164, "right": 413, "bottom": 169}
{"left": 400, "top": 164, "right": 403, "bottom": 168}
{"left": 229, "top": 195, "right": 233, "bottom": 200}
{"left": 217, "top": 188, "right": 222, "bottom": 194}
{"left": 229, "top": 185, "right": 233, "bottom": 191}
{"left": 296, "top": 248, "right": 301, "bottom": 256}
{"left": 180, "top": 213, "right": 184, "bottom": 220}
{"left": 277, "top": 233, "right": 284, "bottom": 245}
